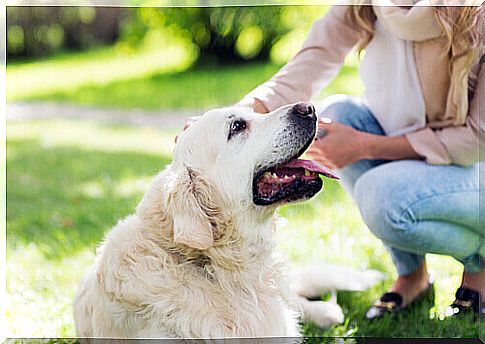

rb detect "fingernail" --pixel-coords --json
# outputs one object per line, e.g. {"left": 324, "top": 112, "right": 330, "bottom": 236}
{"left": 320, "top": 117, "right": 332, "bottom": 124}
{"left": 316, "top": 129, "right": 327, "bottom": 139}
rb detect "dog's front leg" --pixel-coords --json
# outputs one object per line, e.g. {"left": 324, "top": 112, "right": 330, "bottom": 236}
{"left": 295, "top": 295, "right": 344, "bottom": 328}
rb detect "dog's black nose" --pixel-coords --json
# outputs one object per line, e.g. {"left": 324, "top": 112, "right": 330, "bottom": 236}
{"left": 291, "top": 102, "right": 316, "bottom": 118}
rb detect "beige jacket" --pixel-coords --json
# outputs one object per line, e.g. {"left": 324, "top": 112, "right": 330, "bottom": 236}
{"left": 241, "top": 5, "right": 484, "bottom": 166}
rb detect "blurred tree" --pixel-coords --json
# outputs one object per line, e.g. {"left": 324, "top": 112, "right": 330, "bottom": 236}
{"left": 121, "top": 6, "right": 290, "bottom": 61}
{"left": 118, "top": 6, "right": 326, "bottom": 63}
{"left": 7, "top": 7, "right": 124, "bottom": 59}
{"left": 7, "top": 6, "right": 328, "bottom": 64}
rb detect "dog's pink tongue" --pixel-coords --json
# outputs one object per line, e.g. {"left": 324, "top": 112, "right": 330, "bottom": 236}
{"left": 285, "top": 159, "right": 339, "bottom": 180}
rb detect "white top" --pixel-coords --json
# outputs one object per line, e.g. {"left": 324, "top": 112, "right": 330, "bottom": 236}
{"left": 359, "top": 20, "right": 427, "bottom": 136}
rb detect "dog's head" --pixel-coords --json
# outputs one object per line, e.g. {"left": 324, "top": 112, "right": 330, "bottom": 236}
{"left": 138, "top": 103, "right": 338, "bottom": 250}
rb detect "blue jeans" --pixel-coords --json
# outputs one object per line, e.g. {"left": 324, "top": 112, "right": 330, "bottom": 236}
{"left": 318, "top": 95, "right": 483, "bottom": 275}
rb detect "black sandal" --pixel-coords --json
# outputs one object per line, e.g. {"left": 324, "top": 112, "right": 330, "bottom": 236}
{"left": 365, "top": 283, "right": 434, "bottom": 319}
{"left": 446, "top": 287, "right": 484, "bottom": 318}
{"left": 366, "top": 292, "right": 403, "bottom": 319}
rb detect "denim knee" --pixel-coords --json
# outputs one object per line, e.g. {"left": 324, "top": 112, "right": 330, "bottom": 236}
{"left": 353, "top": 165, "right": 413, "bottom": 245}
{"left": 354, "top": 160, "right": 483, "bottom": 272}
{"left": 317, "top": 95, "right": 381, "bottom": 133}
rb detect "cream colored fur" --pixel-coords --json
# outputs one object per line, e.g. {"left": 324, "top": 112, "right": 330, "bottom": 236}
{"left": 73, "top": 105, "right": 382, "bottom": 339}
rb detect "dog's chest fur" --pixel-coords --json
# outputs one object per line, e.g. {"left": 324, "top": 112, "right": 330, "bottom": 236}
{"left": 92, "top": 214, "right": 299, "bottom": 338}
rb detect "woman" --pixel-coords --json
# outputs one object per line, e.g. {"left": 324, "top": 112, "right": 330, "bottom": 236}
{"left": 237, "top": 1, "right": 484, "bottom": 318}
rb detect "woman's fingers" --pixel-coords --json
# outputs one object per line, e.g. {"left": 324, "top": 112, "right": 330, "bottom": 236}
{"left": 318, "top": 117, "right": 333, "bottom": 128}
{"left": 307, "top": 147, "right": 328, "bottom": 161}
{"left": 253, "top": 100, "right": 269, "bottom": 114}
{"left": 316, "top": 117, "right": 334, "bottom": 139}
{"left": 315, "top": 128, "right": 328, "bottom": 140}
{"left": 307, "top": 144, "right": 337, "bottom": 169}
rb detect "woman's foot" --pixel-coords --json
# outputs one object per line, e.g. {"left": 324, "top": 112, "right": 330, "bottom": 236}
{"left": 461, "top": 270, "right": 485, "bottom": 298}
{"left": 366, "top": 263, "right": 433, "bottom": 319}
{"left": 447, "top": 270, "right": 485, "bottom": 317}
{"left": 390, "top": 262, "right": 431, "bottom": 307}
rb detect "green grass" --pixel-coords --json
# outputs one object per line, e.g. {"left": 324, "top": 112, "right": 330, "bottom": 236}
{"left": 7, "top": 46, "right": 364, "bottom": 110}
{"left": 6, "top": 119, "right": 480, "bottom": 339}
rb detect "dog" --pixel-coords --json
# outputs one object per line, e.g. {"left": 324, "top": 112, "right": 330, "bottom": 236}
{"left": 73, "top": 102, "right": 382, "bottom": 339}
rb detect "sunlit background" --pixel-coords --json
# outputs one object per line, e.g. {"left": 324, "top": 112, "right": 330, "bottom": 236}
{"left": 6, "top": 5, "right": 479, "bottom": 339}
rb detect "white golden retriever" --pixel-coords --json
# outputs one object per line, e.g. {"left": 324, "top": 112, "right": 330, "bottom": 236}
{"left": 74, "top": 103, "right": 382, "bottom": 339}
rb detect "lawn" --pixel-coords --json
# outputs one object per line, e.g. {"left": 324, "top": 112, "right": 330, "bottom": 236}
{"left": 6, "top": 119, "right": 480, "bottom": 339}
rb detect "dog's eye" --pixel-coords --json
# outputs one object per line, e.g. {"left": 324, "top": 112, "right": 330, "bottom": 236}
{"left": 228, "top": 119, "right": 247, "bottom": 140}
{"left": 231, "top": 120, "right": 246, "bottom": 133}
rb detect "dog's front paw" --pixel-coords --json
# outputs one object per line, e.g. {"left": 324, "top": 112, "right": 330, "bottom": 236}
{"left": 300, "top": 299, "right": 344, "bottom": 328}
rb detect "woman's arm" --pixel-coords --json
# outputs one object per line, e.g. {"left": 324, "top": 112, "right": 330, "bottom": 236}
{"left": 237, "top": 4, "right": 363, "bottom": 112}
{"left": 364, "top": 133, "right": 423, "bottom": 161}
{"left": 405, "top": 61, "right": 484, "bottom": 166}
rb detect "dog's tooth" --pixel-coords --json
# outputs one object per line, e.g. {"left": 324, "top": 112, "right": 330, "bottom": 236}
{"left": 263, "top": 172, "right": 271, "bottom": 178}
{"left": 284, "top": 175, "right": 289, "bottom": 181}
{"left": 272, "top": 173, "right": 278, "bottom": 179}
{"left": 304, "top": 170, "right": 310, "bottom": 176}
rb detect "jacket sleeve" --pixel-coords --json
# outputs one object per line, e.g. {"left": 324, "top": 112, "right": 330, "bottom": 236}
{"left": 239, "top": 4, "right": 363, "bottom": 111}
{"left": 405, "top": 62, "right": 484, "bottom": 166}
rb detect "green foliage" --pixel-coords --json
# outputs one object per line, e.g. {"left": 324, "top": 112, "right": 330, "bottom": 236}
{"left": 118, "top": 6, "right": 328, "bottom": 63}
{"left": 7, "top": 7, "right": 123, "bottom": 58}
{"left": 7, "top": 6, "right": 328, "bottom": 63}
{"left": 123, "top": 7, "right": 285, "bottom": 61}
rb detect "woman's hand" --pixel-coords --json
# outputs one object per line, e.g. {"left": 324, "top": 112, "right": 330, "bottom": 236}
{"left": 252, "top": 99, "right": 269, "bottom": 114}
{"left": 307, "top": 117, "right": 369, "bottom": 169}
{"left": 308, "top": 117, "right": 424, "bottom": 169}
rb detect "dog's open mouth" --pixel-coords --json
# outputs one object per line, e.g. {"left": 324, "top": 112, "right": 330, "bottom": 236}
{"left": 253, "top": 158, "right": 339, "bottom": 206}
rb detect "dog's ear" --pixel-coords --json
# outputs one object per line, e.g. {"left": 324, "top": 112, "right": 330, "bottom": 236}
{"left": 168, "top": 167, "right": 218, "bottom": 250}
{"left": 136, "top": 172, "right": 173, "bottom": 238}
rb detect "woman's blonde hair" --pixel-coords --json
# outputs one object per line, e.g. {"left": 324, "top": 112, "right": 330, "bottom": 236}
{"left": 346, "top": 4, "right": 483, "bottom": 73}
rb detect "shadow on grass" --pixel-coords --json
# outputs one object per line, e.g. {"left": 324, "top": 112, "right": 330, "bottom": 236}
{"left": 7, "top": 138, "right": 171, "bottom": 260}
